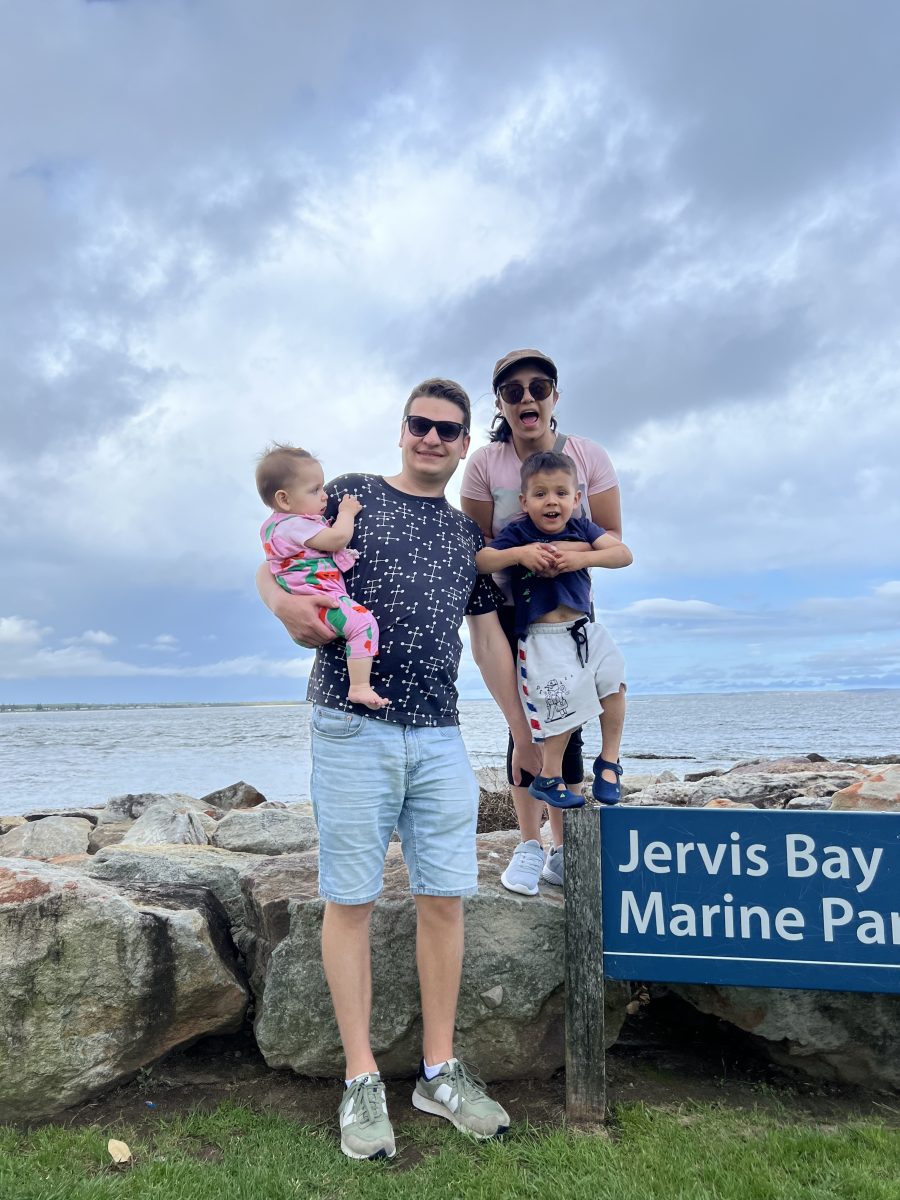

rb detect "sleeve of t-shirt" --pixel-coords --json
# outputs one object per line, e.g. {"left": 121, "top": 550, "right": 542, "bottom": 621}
{"left": 570, "top": 516, "right": 606, "bottom": 544}
{"left": 459, "top": 447, "right": 492, "bottom": 501}
{"left": 489, "top": 519, "right": 529, "bottom": 551}
{"left": 463, "top": 521, "right": 499, "bottom": 616}
{"left": 581, "top": 439, "right": 619, "bottom": 495}
{"left": 269, "top": 514, "right": 328, "bottom": 553}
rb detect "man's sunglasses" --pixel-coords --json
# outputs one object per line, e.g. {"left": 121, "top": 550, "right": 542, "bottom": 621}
{"left": 496, "top": 377, "right": 555, "bottom": 406}
{"left": 404, "top": 415, "right": 468, "bottom": 442}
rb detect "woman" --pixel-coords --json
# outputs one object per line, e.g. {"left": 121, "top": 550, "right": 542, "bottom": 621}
{"left": 460, "top": 348, "right": 625, "bottom": 896}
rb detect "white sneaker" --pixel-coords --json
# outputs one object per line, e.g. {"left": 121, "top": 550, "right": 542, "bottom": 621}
{"left": 541, "top": 844, "right": 564, "bottom": 886}
{"left": 500, "top": 840, "right": 545, "bottom": 895}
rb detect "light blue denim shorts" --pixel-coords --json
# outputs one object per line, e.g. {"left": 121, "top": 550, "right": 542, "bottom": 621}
{"left": 309, "top": 705, "right": 479, "bottom": 904}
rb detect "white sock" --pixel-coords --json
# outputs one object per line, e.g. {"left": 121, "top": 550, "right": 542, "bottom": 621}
{"left": 345, "top": 1071, "right": 377, "bottom": 1088}
{"left": 423, "top": 1058, "right": 454, "bottom": 1080}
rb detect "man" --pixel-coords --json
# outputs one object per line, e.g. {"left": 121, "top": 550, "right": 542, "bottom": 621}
{"left": 257, "top": 378, "right": 541, "bottom": 1160}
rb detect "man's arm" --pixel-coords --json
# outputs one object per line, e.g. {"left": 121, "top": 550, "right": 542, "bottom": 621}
{"left": 255, "top": 564, "right": 338, "bottom": 648}
{"left": 466, "top": 610, "right": 542, "bottom": 784}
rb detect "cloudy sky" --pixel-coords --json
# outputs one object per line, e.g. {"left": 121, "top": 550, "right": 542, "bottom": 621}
{"left": 2, "top": 0, "right": 899, "bottom": 704}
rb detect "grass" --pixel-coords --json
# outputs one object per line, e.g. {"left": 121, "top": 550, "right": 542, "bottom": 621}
{"left": 1, "top": 1101, "right": 897, "bottom": 1200}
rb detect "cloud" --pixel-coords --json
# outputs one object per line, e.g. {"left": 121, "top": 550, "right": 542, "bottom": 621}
{"left": 65, "top": 629, "right": 117, "bottom": 647}
{"left": 0, "top": 616, "right": 49, "bottom": 647}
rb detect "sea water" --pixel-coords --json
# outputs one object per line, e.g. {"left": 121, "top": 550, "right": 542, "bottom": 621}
{"left": 1, "top": 690, "right": 898, "bottom": 816}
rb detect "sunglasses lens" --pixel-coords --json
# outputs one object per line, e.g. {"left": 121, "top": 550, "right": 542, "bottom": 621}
{"left": 435, "top": 421, "right": 464, "bottom": 441}
{"left": 406, "top": 416, "right": 465, "bottom": 441}
{"left": 499, "top": 382, "right": 525, "bottom": 405}
{"left": 529, "top": 379, "right": 554, "bottom": 402}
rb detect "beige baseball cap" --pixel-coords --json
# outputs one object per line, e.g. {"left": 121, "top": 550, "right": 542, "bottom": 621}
{"left": 492, "top": 348, "right": 558, "bottom": 390}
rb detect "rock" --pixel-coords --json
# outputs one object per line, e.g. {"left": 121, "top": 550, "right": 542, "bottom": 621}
{"left": 684, "top": 769, "right": 725, "bottom": 782}
{"left": 0, "top": 858, "right": 248, "bottom": 1122}
{"left": 671, "top": 983, "right": 900, "bottom": 1091}
{"left": 481, "top": 985, "right": 504, "bottom": 1009}
{"left": 122, "top": 801, "right": 209, "bottom": 847}
{"left": 252, "top": 830, "right": 630, "bottom": 1080}
{"left": 0, "top": 816, "right": 25, "bottom": 836}
{"left": 726, "top": 756, "right": 846, "bottom": 775}
{"left": 85, "top": 844, "right": 265, "bottom": 931}
{"left": 0, "top": 816, "right": 92, "bottom": 860}
{"left": 212, "top": 808, "right": 318, "bottom": 855}
{"left": 88, "top": 821, "right": 134, "bottom": 853}
{"left": 99, "top": 791, "right": 201, "bottom": 824}
{"left": 23, "top": 808, "right": 100, "bottom": 825}
{"left": 830, "top": 766, "right": 900, "bottom": 812}
{"left": 199, "top": 781, "right": 267, "bottom": 811}
{"left": 703, "top": 798, "right": 755, "bottom": 809}
{"left": 786, "top": 796, "right": 832, "bottom": 810}
{"left": 630, "top": 767, "right": 863, "bottom": 810}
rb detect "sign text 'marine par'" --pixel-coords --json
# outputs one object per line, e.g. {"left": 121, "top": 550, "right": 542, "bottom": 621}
{"left": 600, "top": 808, "right": 900, "bottom": 993}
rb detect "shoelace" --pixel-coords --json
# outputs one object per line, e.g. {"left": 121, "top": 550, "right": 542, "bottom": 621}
{"left": 446, "top": 1059, "right": 487, "bottom": 1100}
{"left": 353, "top": 1078, "right": 385, "bottom": 1125}
{"left": 568, "top": 616, "right": 589, "bottom": 667}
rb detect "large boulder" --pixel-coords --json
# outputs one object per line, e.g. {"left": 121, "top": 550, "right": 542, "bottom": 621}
{"left": 122, "top": 801, "right": 209, "bottom": 847}
{"left": 99, "top": 792, "right": 219, "bottom": 825}
{"left": 0, "top": 816, "right": 92, "bottom": 860}
{"left": 0, "top": 859, "right": 248, "bottom": 1122}
{"left": 630, "top": 764, "right": 864, "bottom": 809}
{"left": 84, "top": 844, "right": 265, "bottom": 932}
{"left": 671, "top": 984, "right": 900, "bottom": 1090}
{"left": 212, "top": 807, "right": 318, "bottom": 855}
{"left": 200, "top": 781, "right": 266, "bottom": 811}
{"left": 252, "top": 830, "right": 629, "bottom": 1080}
{"left": 830, "top": 765, "right": 900, "bottom": 812}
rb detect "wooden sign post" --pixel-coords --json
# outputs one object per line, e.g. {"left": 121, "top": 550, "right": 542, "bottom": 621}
{"left": 563, "top": 801, "right": 606, "bottom": 1123}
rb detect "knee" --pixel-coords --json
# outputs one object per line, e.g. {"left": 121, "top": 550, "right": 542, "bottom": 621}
{"left": 325, "top": 899, "right": 375, "bottom": 928}
{"left": 415, "top": 895, "right": 463, "bottom": 927}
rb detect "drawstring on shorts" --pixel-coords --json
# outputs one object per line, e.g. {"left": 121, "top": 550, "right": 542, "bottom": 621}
{"left": 569, "top": 616, "right": 590, "bottom": 668}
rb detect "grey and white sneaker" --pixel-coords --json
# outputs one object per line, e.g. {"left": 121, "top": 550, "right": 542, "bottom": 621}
{"left": 412, "top": 1058, "right": 510, "bottom": 1139}
{"left": 338, "top": 1072, "right": 396, "bottom": 1160}
{"left": 541, "top": 844, "right": 564, "bottom": 886}
{"left": 500, "top": 839, "right": 545, "bottom": 895}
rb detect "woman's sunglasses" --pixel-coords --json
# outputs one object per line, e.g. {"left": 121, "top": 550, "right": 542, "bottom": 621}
{"left": 496, "top": 377, "right": 555, "bottom": 405}
{"left": 404, "top": 415, "right": 468, "bottom": 442}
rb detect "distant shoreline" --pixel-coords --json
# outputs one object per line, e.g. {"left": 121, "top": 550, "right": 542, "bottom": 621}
{"left": 0, "top": 701, "right": 307, "bottom": 714}
{"left": 2, "top": 686, "right": 898, "bottom": 715}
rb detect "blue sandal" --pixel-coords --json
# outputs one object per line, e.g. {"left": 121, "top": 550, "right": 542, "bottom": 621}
{"left": 592, "top": 757, "right": 623, "bottom": 805}
{"left": 528, "top": 775, "right": 585, "bottom": 810}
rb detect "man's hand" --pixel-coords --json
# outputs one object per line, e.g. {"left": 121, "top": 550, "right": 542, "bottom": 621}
{"left": 510, "top": 738, "right": 543, "bottom": 786}
{"left": 338, "top": 493, "right": 362, "bottom": 517}
{"left": 256, "top": 564, "right": 338, "bottom": 647}
{"left": 283, "top": 594, "right": 340, "bottom": 647}
{"left": 518, "top": 542, "right": 560, "bottom": 574}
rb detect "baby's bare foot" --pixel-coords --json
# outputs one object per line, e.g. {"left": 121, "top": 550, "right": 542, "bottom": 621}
{"left": 348, "top": 685, "right": 390, "bottom": 710}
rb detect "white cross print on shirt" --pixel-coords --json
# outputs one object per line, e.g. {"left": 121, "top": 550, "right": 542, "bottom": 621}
{"left": 398, "top": 627, "right": 423, "bottom": 656}
{"left": 382, "top": 561, "right": 404, "bottom": 584}
{"left": 380, "top": 586, "right": 406, "bottom": 614}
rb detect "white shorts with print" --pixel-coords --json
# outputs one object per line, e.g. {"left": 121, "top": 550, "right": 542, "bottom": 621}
{"left": 517, "top": 618, "right": 626, "bottom": 742}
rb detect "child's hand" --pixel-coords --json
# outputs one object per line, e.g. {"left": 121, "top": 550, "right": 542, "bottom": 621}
{"left": 518, "top": 543, "right": 560, "bottom": 574}
{"left": 551, "top": 546, "right": 587, "bottom": 573}
{"left": 339, "top": 493, "right": 362, "bottom": 516}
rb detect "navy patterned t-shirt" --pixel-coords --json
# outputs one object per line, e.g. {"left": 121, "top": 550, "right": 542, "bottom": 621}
{"left": 305, "top": 474, "right": 496, "bottom": 726}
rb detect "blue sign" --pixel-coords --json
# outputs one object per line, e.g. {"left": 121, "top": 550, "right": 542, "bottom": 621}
{"left": 600, "top": 808, "right": 900, "bottom": 993}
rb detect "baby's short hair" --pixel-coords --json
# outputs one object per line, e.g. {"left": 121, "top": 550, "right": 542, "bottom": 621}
{"left": 520, "top": 451, "right": 577, "bottom": 492}
{"left": 256, "top": 443, "right": 317, "bottom": 507}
